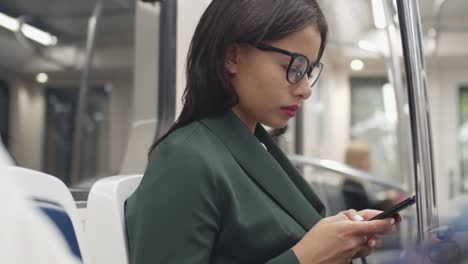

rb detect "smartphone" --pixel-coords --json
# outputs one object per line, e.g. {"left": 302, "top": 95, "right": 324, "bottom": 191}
{"left": 369, "top": 195, "right": 416, "bottom": 221}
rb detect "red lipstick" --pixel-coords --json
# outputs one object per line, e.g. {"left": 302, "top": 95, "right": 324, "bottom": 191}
{"left": 281, "top": 105, "right": 300, "bottom": 117}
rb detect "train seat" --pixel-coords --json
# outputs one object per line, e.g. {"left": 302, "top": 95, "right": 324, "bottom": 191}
{"left": 3, "top": 166, "right": 88, "bottom": 263}
{"left": 85, "top": 175, "right": 142, "bottom": 264}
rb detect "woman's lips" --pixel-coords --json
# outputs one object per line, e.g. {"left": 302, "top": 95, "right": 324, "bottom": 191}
{"left": 280, "top": 105, "right": 300, "bottom": 117}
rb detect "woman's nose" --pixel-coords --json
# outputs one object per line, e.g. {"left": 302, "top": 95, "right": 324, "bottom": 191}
{"left": 294, "top": 77, "right": 312, "bottom": 100}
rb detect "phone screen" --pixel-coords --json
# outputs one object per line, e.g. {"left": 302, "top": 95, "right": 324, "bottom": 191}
{"left": 369, "top": 195, "right": 416, "bottom": 221}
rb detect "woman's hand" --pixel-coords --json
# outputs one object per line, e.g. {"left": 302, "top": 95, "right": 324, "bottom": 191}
{"left": 291, "top": 210, "right": 396, "bottom": 264}
{"left": 345, "top": 209, "right": 399, "bottom": 259}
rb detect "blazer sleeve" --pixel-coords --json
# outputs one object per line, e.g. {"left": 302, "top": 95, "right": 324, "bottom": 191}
{"left": 126, "top": 147, "right": 222, "bottom": 264}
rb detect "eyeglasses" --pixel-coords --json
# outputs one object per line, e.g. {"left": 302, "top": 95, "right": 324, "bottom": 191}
{"left": 255, "top": 43, "right": 323, "bottom": 87}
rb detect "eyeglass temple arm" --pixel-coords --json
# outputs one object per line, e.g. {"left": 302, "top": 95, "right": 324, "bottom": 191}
{"left": 256, "top": 43, "right": 293, "bottom": 57}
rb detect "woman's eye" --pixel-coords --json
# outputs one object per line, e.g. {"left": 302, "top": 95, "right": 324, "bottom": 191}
{"left": 290, "top": 68, "right": 303, "bottom": 76}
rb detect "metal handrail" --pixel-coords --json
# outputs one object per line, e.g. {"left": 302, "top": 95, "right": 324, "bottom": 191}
{"left": 432, "top": 0, "right": 449, "bottom": 56}
{"left": 70, "top": 0, "right": 104, "bottom": 184}
{"left": 155, "top": 0, "right": 177, "bottom": 140}
{"left": 397, "top": 0, "right": 439, "bottom": 243}
{"left": 382, "top": 0, "right": 415, "bottom": 195}
{"left": 288, "top": 155, "right": 407, "bottom": 193}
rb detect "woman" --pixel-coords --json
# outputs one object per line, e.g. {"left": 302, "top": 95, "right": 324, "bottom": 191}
{"left": 125, "top": 0, "right": 396, "bottom": 263}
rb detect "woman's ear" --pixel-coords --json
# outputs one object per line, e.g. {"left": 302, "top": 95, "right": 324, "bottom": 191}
{"left": 225, "top": 44, "right": 240, "bottom": 75}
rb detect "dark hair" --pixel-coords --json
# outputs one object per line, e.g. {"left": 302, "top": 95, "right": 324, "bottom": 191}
{"left": 149, "top": 0, "right": 328, "bottom": 155}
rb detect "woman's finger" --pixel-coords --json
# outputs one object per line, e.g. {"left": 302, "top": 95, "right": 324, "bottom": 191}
{"left": 347, "top": 218, "right": 394, "bottom": 236}
{"left": 374, "top": 238, "right": 382, "bottom": 248}
{"left": 340, "top": 209, "right": 364, "bottom": 221}
{"left": 367, "top": 237, "right": 379, "bottom": 248}
{"left": 394, "top": 213, "right": 402, "bottom": 224}
{"left": 358, "top": 209, "right": 382, "bottom": 220}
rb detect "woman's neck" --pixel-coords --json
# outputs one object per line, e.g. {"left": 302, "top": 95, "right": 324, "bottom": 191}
{"left": 231, "top": 106, "right": 257, "bottom": 133}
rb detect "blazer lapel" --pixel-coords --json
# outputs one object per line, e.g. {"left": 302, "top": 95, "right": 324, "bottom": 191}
{"left": 199, "top": 111, "right": 324, "bottom": 231}
{"left": 255, "top": 126, "right": 326, "bottom": 218}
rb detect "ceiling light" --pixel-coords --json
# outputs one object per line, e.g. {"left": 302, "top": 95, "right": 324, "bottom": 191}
{"left": 36, "top": 73, "right": 48, "bottom": 83}
{"left": 0, "top": 12, "right": 57, "bottom": 46}
{"left": 350, "top": 60, "right": 365, "bottom": 71}
{"left": 0, "top": 12, "right": 19, "bottom": 31}
{"left": 371, "top": 0, "right": 387, "bottom": 29}
{"left": 21, "top": 24, "right": 58, "bottom": 46}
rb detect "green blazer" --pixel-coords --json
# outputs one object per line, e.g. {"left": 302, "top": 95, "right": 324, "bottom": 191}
{"left": 125, "top": 111, "right": 325, "bottom": 264}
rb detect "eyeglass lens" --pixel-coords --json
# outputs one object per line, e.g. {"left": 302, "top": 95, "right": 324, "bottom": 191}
{"left": 287, "top": 55, "right": 308, "bottom": 84}
{"left": 288, "top": 55, "right": 322, "bottom": 86}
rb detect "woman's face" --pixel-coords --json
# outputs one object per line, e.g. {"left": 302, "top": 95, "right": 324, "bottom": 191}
{"left": 227, "top": 24, "right": 322, "bottom": 131}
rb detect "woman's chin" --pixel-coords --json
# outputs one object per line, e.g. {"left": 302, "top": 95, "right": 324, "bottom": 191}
{"left": 262, "top": 119, "right": 289, "bottom": 129}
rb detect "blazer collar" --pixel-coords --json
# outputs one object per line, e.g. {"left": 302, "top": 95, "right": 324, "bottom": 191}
{"left": 199, "top": 111, "right": 325, "bottom": 231}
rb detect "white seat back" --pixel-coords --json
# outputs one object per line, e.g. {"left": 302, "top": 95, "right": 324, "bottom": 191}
{"left": 120, "top": 120, "right": 155, "bottom": 174}
{"left": 85, "top": 175, "right": 142, "bottom": 264}
{"left": 0, "top": 166, "right": 83, "bottom": 264}
{"left": 3, "top": 166, "right": 88, "bottom": 263}
{"left": 4, "top": 167, "right": 78, "bottom": 215}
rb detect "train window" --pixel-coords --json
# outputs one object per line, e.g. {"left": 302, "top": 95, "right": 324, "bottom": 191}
{"left": 272, "top": 118, "right": 297, "bottom": 155}
{"left": 350, "top": 77, "right": 402, "bottom": 184}
{"left": 309, "top": 79, "right": 325, "bottom": 146}
{"left": 302, "top": 78, "right": 325, "bottom": 157}
{"left": 274, "top": 78, "right": 326, "bottom": 156}
{"left": 0, "top": 0, "right": 136, "bottom": 202}
{"left": 0, "top": 80, "right": 10, "bottom": 148}
{"left": 43, "top": 87, "right": 110, "bottom": 186}
{"left": 458, "top": 86, "right": 468, "bottom": 192}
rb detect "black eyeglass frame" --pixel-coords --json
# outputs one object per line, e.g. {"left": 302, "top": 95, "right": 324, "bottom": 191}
{"left": 255, "top": 43, "right": 323, "bottom": 87}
